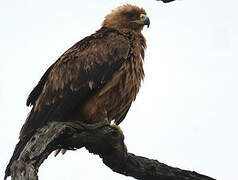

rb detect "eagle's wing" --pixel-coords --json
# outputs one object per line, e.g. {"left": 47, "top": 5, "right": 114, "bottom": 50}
{"left": 26, "top": 62, "right": 55, "bottom": 107}
{"left": 20, "top": 28, "right": 131, "bottom": 139}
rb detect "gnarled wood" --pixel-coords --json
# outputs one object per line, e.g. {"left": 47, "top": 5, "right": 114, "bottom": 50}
{"left": 8, "top": 121, "right": 215, "bottom": 180}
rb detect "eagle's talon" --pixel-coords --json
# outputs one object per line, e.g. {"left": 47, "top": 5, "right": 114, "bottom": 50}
{"left": 54, "top": 149, "right": 67, "bottom": 157}
{"left": 110, "top": 124, "right": 123, "bottom": 135}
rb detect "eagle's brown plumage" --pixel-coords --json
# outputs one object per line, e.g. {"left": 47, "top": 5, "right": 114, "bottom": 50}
{"left": 5, "top": 4, "right": 149, "bottom": 179}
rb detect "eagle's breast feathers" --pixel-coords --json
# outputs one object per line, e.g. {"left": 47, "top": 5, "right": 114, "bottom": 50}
{"left": 82, "top": 30, "right": 146, "bottom": 125}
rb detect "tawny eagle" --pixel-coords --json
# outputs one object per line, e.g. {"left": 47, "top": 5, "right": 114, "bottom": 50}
{"left": 5, "top": 4, "right": 150, "bottom": 179}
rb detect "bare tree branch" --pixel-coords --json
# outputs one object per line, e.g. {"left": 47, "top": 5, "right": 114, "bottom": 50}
{"left": 157, "top": 0, "right": 177, "bottom": 3}
{"left": 8, "top": 121, "right": 215, "bottom": 180}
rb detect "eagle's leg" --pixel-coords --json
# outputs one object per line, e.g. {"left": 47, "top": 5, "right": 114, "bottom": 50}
{"left": 103, "top": 108, "right": 110, "bottom": 123}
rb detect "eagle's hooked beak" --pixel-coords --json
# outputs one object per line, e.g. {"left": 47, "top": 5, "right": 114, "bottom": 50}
{"left": 131, "top": 14, "right": 150, "bottom": 28}
{"left": 140, "top": 14, "right": 150, "bottom": 28}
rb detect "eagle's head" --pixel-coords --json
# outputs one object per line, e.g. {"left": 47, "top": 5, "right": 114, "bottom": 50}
{"left": 102, "top": 4, "right": 150, "bottom": 32}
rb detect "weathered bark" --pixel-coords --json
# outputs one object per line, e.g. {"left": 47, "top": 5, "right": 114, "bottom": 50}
{"left": 9, "top": 121, "right": 215, "bottom": 180}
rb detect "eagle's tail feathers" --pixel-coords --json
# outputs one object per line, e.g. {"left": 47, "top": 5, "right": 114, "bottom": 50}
{"left": 4, "top": 135, "right": 31, "bottom": 180}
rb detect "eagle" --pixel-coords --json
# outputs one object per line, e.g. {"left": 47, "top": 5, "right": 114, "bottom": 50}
{"left": 5, "top": 4, "right": 150, "bottom": 179}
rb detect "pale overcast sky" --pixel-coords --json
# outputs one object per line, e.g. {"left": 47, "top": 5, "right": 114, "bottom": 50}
{"left": 1, "top": 0, "right": 238, "bottom": 179}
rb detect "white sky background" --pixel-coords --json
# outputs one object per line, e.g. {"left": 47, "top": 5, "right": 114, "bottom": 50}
{"left": 0, "top": 0, "right": 237, "bottom": 179}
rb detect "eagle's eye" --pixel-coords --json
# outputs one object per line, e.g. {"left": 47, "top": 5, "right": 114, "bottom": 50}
{"left": 124, "top": 11, "right": 140, "bottom": 21}
{"left": 140, "top": 14, "right": 147, "bottom": 21}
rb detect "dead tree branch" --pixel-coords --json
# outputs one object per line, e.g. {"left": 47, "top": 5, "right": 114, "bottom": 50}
{"left": 9, "top": 121, "right": 215, "bottom": 180}
{"left": 157, "top": 0, "right": 176, "bottom": 3}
